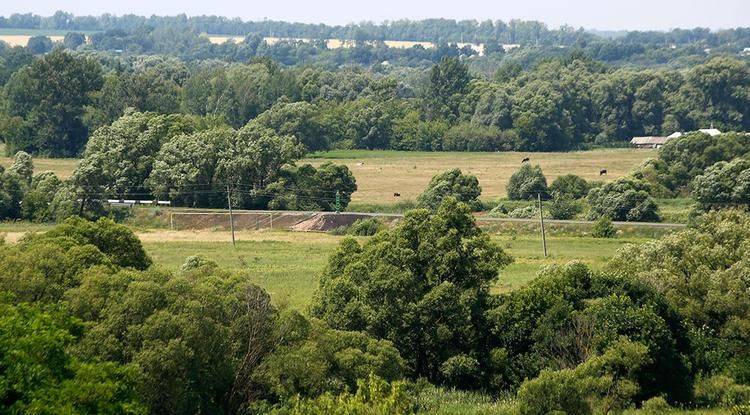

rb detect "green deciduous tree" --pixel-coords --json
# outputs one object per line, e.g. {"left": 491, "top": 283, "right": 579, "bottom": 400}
{"left": 0, "top": 300, "right": 146, "bottom": 414}
{"left": 312, "top": 198, "right": 512, "bottom": 387}
{"left": 549, "top": 174, "right": 590, "bottom": 199}
{"left": 608, "top": 209, "right": 750, "bottom": 383}
{"left": 417, "top": 168, "right": 482, "bottom": 210}
{"left": 2, "top": 49, "right": 103, "bottom": 156}
{"left": 266, "top": 163, "right": 357, "bottom": 212}
{"left": 691, "top": 158, "right": 750, "bottom": 210}
{"left": 586, "top": 177, "right": 660, "bottom": 222}
{"left": 507, "top": 164, "right": 549, "bottom": 200}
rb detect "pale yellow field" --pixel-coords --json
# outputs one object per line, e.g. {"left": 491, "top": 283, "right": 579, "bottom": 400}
{"left": 305, "top": 149, "right": 656, "bottom": 204}
{"left": 0, "top": 154, "right": 78, "bottom": 178}
{"left": 0, "top": 148, "right": 655, "bottom": 205}
{"left": 0, "top": 35, "right": 64, "bottom": 47}
{"left": 204, "top": 34, "right": 484, "bottom": 53}
{"left": 0, "top": 148, "right": 656, "bottom": 204}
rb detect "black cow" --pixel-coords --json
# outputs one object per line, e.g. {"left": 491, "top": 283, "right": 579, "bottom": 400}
{"left": 521, "top": 157, "right": 530, "bottom": 163}
{"left": 393, "top": 192, "right": 401, "bottom": 197}
{"left": 599, "top": 169, "right": 608, "bottom": 176}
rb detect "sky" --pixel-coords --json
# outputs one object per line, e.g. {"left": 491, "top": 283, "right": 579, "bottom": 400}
{"left": 2, "top": 0, "right": 749, "bottom": 31}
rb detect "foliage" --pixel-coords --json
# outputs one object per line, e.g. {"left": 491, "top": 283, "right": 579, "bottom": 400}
{"left": 39, "top": 216, "right": 152, "bottom": 270}
{"left": 312, "top": 198, "right": 512, "bottom": 387}
{"left": 0, "top": 165, "right": 24, "bottom": 220}
{"left": 507, "top": 164, "right": 549, "bottom": 200}
{"left": 549, "top": 174, "right": 591, "bottom": 199}
{"left": 21, "top": 171, "right": 63, "bottom": 222}
{"left": 591, "top": 216, "right": 617, "bottom": 238}
{"left": 641, "top": 396, "right": 672, "bottom": 414}
{"left": 7, "top": 150, "right": 33, "bottom": 184}
{"left": 348, "top": 217, "right": 386, "bottom": 236}
{"left": 74, "top": 111, "right": 200, "bottom": 199}
{"left": 608, "top": 209, "right": 750, "bottom": 383}
{"left": 254, "top": 313, "right": 405, "bottom": 400}
{"left": 650, "top": 132, "right": 750, "bottom": 191}
{"left": 507, "top": 205, "right": 539, "bottom": 219}
{"left": 69, "top": 265, "right": 278, "bottom": 415}
{"left": 586, "top": 177, "right": 660, "bottom": 222}
{"left": 547, "top": 192, "right": 582, "bottom": 220}
{"left": 691, "top": 158, "right": 750, "bottom": 210}
{"left": 0, "top": 300, "right": 146, "bottom": 414}
{"left": 694, "top": 376, "right": 750, "bottom": 408}
{"left": 281, "top": 375, "right": 415, "bottom": 415}
{"left": 489, "top": 262, "right": 693, "bottom": 402}
{"left": 1, "top": 49, "right": 103, "bottom": 156}
{"left": 427, "top": 57, "right": 470, "bottom": 121}
{"left": 417, "top": 168, "right": 482, "bottom": 210}
{"left": 266, "top": 162, "right": 357, "bottom": 212}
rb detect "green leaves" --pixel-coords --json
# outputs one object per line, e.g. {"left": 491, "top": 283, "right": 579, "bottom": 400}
{"left": 417, "top": 168, "right": 482, "bottom": 210}
{"left": 2, "top": 49, "right": 103, "bottom": 156}
{"left": 312, "top": 198, "right": 511, "bottom": 388}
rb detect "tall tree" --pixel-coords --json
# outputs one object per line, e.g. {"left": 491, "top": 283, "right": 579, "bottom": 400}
{"left": 2, "top": 49, "right": 102, "bottom": 156}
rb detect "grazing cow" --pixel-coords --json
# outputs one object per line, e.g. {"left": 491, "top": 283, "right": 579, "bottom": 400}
{"left": 393, "top": 192, "right": 401, "bottom": 197}
{"left": 599, "top": 169, "right": 608, "bottom": 176}
{"left": 356, "top": 162, "right": 365, "bottom": 166}
{"left": 521, "top": 157, "right": 530, "bottom": 163}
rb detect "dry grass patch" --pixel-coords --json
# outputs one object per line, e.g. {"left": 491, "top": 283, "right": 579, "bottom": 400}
{"left": 305, "top": 149, "right": 655, "bottom": 204}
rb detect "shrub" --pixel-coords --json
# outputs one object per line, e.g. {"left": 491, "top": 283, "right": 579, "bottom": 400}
{"left": 592, "top": 216, "right": 616, "bottom": 238}
{"left": 348, "top": 217, "right": 386, "bottom": 236}
{"left": 547, "top": 192, "right": 582, "bottom": 220}
{"left": 440, "top": 354, "right": 480, "bottom": 389}
{"left": 417, "top": 169, "right": 482, "bottom": 210}
{"left": 516, "top": 369, "right": 590, "bottom": 415}
{"left": 507, "top": 164, "right": 549, "bottom": 200}
{"left": 39, "top": 216, "right": 152, "bottom": 270}
{"left": 694, "top": 375, "right": 750, "bottom": 408}
{"left": 586, "top": 177, "right": 660, "bottom": 222}
{"left": 488, "top": 203, "right": 509, "bottom": 217}
{"left": 549, "top": 174, "right": 590, "bottom": 199}
{"left": 641, "top": 396, "right": 671, "bottom": 414}
{"left": 283, "top": 375, "right": 415, "bottom": 415}
{"left": 508, "top": 205, "right": 538, "bottom": 219}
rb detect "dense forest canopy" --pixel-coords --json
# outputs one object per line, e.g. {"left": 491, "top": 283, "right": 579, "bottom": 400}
{"left": 0, "top": 47, "right": 747, "bottom": 158}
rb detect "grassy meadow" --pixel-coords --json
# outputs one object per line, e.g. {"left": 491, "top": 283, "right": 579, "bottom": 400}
{"left": 131, "top": 227, "right": 660, "bottom": 310}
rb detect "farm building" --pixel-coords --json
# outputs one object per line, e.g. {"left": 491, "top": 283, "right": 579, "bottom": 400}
{"left": 668, "top": 128, "right": 722, "bottom": 139}
{"left": 632, "top": 127, "right": 724, "bottom": 148}
{"left": 631, "top": 136, "right": 670, "bottom": 148}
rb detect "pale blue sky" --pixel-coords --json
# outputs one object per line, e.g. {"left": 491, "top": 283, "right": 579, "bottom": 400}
{"left": 2, "top": 0, "right": 748, "bottom": 30}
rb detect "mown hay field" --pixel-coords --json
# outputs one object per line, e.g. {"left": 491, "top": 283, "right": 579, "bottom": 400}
{"left": 306, "top": 148, "right": 656, "bottom": 205}
{"left": 0, "top": 148, "right": 655, "bottom": 203}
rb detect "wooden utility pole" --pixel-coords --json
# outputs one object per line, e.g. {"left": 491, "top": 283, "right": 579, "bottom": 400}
{"left": 538, "top": 193, "right": 547, "bottom": 257}
{"left": 227, "top": 185, "right": 236, "bottom": 247}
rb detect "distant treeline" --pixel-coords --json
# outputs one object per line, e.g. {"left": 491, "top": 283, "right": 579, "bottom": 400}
{"left": 1, "top": 47, "right": 747, "bottom": 158}
{"left": 2, "top": 11, "right": 750, "bottom": 48}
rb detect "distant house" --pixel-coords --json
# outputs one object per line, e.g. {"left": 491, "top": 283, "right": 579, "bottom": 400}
{"left": 631, "top": 136, "right": 670, "bottom": 148}
{"left": 698, "top": 128, "right": 722, "bottom": 136}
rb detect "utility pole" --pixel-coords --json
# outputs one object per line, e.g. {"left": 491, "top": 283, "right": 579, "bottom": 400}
{"left": 538, "top": 193, "right": 547, "bottom": 257}
{"left": 226, "top": 185, "right": 236, "bottom": 247}
{"left": 335, "top": 190, "right": 341, "bottom": 213}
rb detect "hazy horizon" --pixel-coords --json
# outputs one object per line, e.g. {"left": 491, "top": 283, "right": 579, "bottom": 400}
{"left": 1, "top": 0, "right": 749, "bottom": 32}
